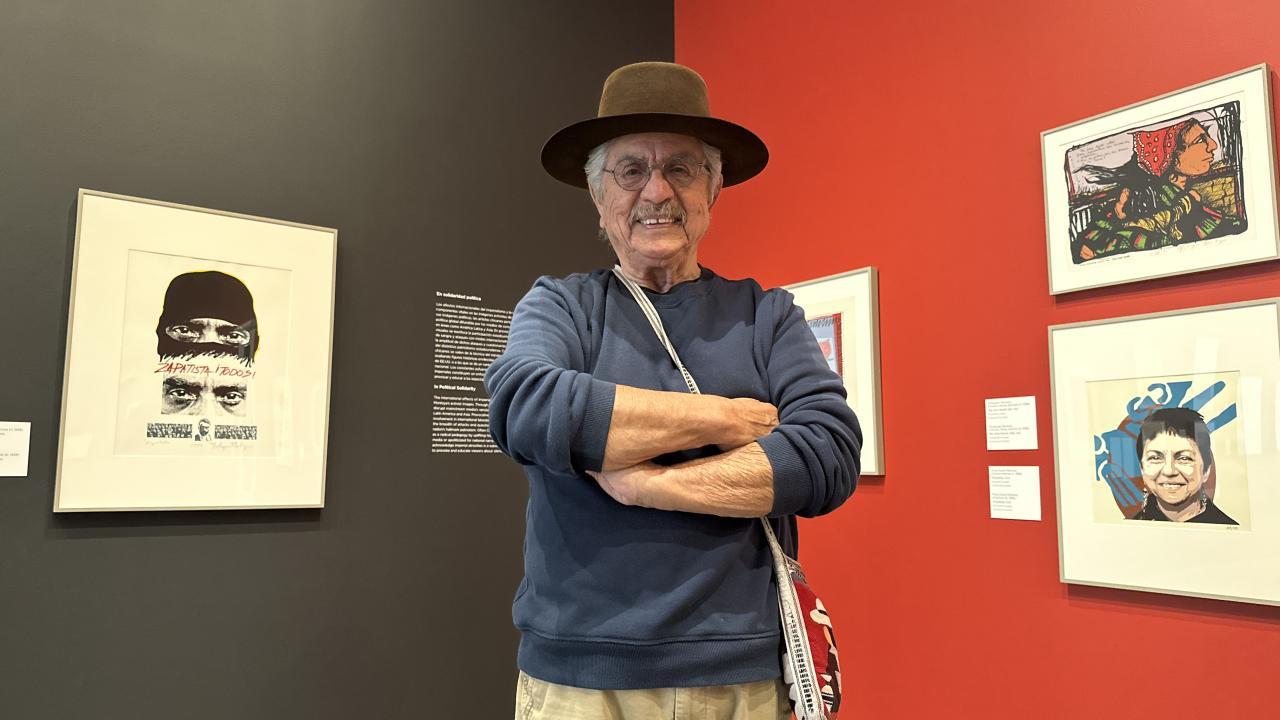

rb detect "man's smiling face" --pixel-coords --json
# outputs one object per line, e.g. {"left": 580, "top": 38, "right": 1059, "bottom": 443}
{"left": 591, "top": 132, "right": 720, "bottom": 272}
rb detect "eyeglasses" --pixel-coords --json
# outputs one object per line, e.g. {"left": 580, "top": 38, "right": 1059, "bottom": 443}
{"left": 603, "top": 157, "right": 709, "bottom": 191}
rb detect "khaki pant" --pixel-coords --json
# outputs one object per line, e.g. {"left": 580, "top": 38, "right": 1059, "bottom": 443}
{"left": 515, "top": 671, "right": 792, "bottom": 720}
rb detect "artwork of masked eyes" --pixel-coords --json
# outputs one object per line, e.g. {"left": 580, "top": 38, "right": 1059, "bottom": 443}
{"left": 156, "top": 271, "right": 259, "bottom": 365}
{"left": 55, "top": 189, "right": 336, "bottom": 512}
{"left": 160, "top": 362, "right": 249, "bottom": 417}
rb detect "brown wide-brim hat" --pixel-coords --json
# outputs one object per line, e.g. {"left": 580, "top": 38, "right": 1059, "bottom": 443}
{"left": 541, "top": 62, "right": 768, "bottom": 189}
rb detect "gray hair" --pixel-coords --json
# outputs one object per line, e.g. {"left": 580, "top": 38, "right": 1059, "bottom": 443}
{"left": 585, "top": 139, "right": 724, "bottom": 198}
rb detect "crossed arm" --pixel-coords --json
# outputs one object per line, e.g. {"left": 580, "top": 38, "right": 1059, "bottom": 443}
{"left": 590, "top": 385, "right": 779, "bottom": 517}
{"left": 485, "top": 278, "right": 859, "bottom": 521}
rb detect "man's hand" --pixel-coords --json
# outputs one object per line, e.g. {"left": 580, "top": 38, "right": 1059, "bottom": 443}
{"left": 716, "top": 397, "right": 779, "bottom": 451}
{"left": 589, "top": 462, "right": 667, "bottom": 509}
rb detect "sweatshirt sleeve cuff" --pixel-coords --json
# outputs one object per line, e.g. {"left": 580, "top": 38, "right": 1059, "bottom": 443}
{"left": 757, "top": 432, "right": 808, "bottom": 516}
{"left": 571, "top": 379, "right": 617, "bottom": 473}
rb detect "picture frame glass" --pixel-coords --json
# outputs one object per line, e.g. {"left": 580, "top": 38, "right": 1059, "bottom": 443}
{"left": 1050, "top": 300, "right": 1280, "bottom": 605}
{"left": 786, "top": 268, "right": 884, "bottom": 475}
{"left": 1042, "top": 65, "right": 1278, "bottom": 294}
{"left": 55, "top": 191, "right": 337, "bottom": 511}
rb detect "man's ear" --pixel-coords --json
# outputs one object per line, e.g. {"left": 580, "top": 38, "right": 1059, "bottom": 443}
{"left": 588, "top": 186, "right": 607, "bottom": 226}
{"left": 708, "top": 177, "right": 723, "bottom": 209}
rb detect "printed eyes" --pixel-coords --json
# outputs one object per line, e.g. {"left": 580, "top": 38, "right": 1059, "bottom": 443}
{"left": 164, "top": 319, "right": 252, "bottom": 346}
{"left": 166, "top": 324, "right": 201, "bottom": 342}
{"left": 219, "top": 328, "right": 251, "bottom": 346}
{"left": 214, "top": 387, "right": 246, "bottom": 408}
{"left": 1143, "top": 451, "right": 1196, "bottom": 467}
{"left": 161, "top": 378, "right": 247, "bottom": 415}
{"left": 164, "top": 384, "right": 199, "bottom": 410}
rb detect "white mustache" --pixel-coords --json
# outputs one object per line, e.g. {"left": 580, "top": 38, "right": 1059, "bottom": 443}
{"left": 632, "top": 202, "right": 685, "bottom": 223}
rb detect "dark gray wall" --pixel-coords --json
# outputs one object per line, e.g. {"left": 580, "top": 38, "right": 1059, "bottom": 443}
{"left": 0, "top": 2, "right": 671, "bottom": 717}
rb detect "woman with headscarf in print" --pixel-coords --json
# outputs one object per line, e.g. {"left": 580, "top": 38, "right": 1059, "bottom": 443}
{"left": 1071, "top": 117, "right": 1245, "bottom": 263}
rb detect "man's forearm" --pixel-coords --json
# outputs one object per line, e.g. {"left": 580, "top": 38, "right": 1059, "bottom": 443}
{"left": 654, "top": 442, "right": 774, "bottom": 516}
{"left": 601, "top": 385, "right": 776, "bottom": 470}
{"left": 592, "top": 442, "right": 774, "bottom": 517}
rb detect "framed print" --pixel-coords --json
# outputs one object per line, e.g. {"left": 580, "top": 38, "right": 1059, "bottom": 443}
{"left": 1049, "top": 299, "right": 1280, "bottom": 605}
{"left": 54, "top": 189, "right": 337, "bottom": 511}
{"left": 1042, "top": 64, "right": 1279, "bottom": 294}
{"left": 786, "top": 267, "right": 885, "bottom": 475}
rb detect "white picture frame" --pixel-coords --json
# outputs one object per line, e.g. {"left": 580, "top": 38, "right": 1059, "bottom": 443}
{"left": 1042, "top": 64, "right": 1279, "bottom": 295}
{"left": 785, "top": 267, "right": 885, "bottom": 475}
{"left": 1049, "top": 299, "right": 1280, "bottom": 605}
{"left": 54, "top": 189, "right": 337, "bottom": 511}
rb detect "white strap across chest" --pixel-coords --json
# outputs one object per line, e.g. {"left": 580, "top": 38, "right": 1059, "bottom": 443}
{"left": 609, "top": 264, "right": 825, "bottom": 718}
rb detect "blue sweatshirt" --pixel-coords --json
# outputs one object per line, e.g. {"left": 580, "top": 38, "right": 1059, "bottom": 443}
{"left": 485, "top": 266, "right": 861, "bottom": 690}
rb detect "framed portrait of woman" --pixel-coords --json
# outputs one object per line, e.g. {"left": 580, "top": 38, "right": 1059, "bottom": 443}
{"left": 1049, "top": 299, "right": 1280, "bottom": 605}
{"left": 1042, "top": 64, "right": 1279, "bottom": 295}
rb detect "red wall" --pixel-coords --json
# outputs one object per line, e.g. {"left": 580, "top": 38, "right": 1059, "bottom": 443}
{"left": 677, "top": 1, "right": 1280, "bottom": 716}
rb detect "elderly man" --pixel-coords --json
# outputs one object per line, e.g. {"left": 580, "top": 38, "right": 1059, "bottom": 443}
{"left": 486, "top": 62, "right": 861, "bottom": 720}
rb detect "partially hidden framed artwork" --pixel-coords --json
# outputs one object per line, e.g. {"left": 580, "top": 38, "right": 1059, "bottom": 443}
{"left": 1042, "top": 64, "right": 1279, "bottom": 295}
{"left": 786, "top": 267, "right": 884, "bottom": 475}
{"left": 1049, "top": 299, "right": 1280, "bottom": 605}
{"left": 54, "top": 190, "right": 337, "bottom": 511}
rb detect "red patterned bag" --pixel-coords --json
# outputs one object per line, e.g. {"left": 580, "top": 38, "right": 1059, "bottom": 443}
{"left": 763, "top": 520, "right": 842, "bottom": 719}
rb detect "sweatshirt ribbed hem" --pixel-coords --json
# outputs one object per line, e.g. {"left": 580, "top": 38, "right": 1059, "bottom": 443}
{"left": 518, "top": 631, "right": 781, "bottom": 690}
{"left": 571, "top": 379, "right": 616, "bottom": 473}
{"left": 757, "top": 431, "right": 809, "bottom": 516}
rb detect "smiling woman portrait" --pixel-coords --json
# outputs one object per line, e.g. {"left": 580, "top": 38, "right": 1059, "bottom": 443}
{"left": 1131, "top": 407, "right": 1238, "bottom": 525}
